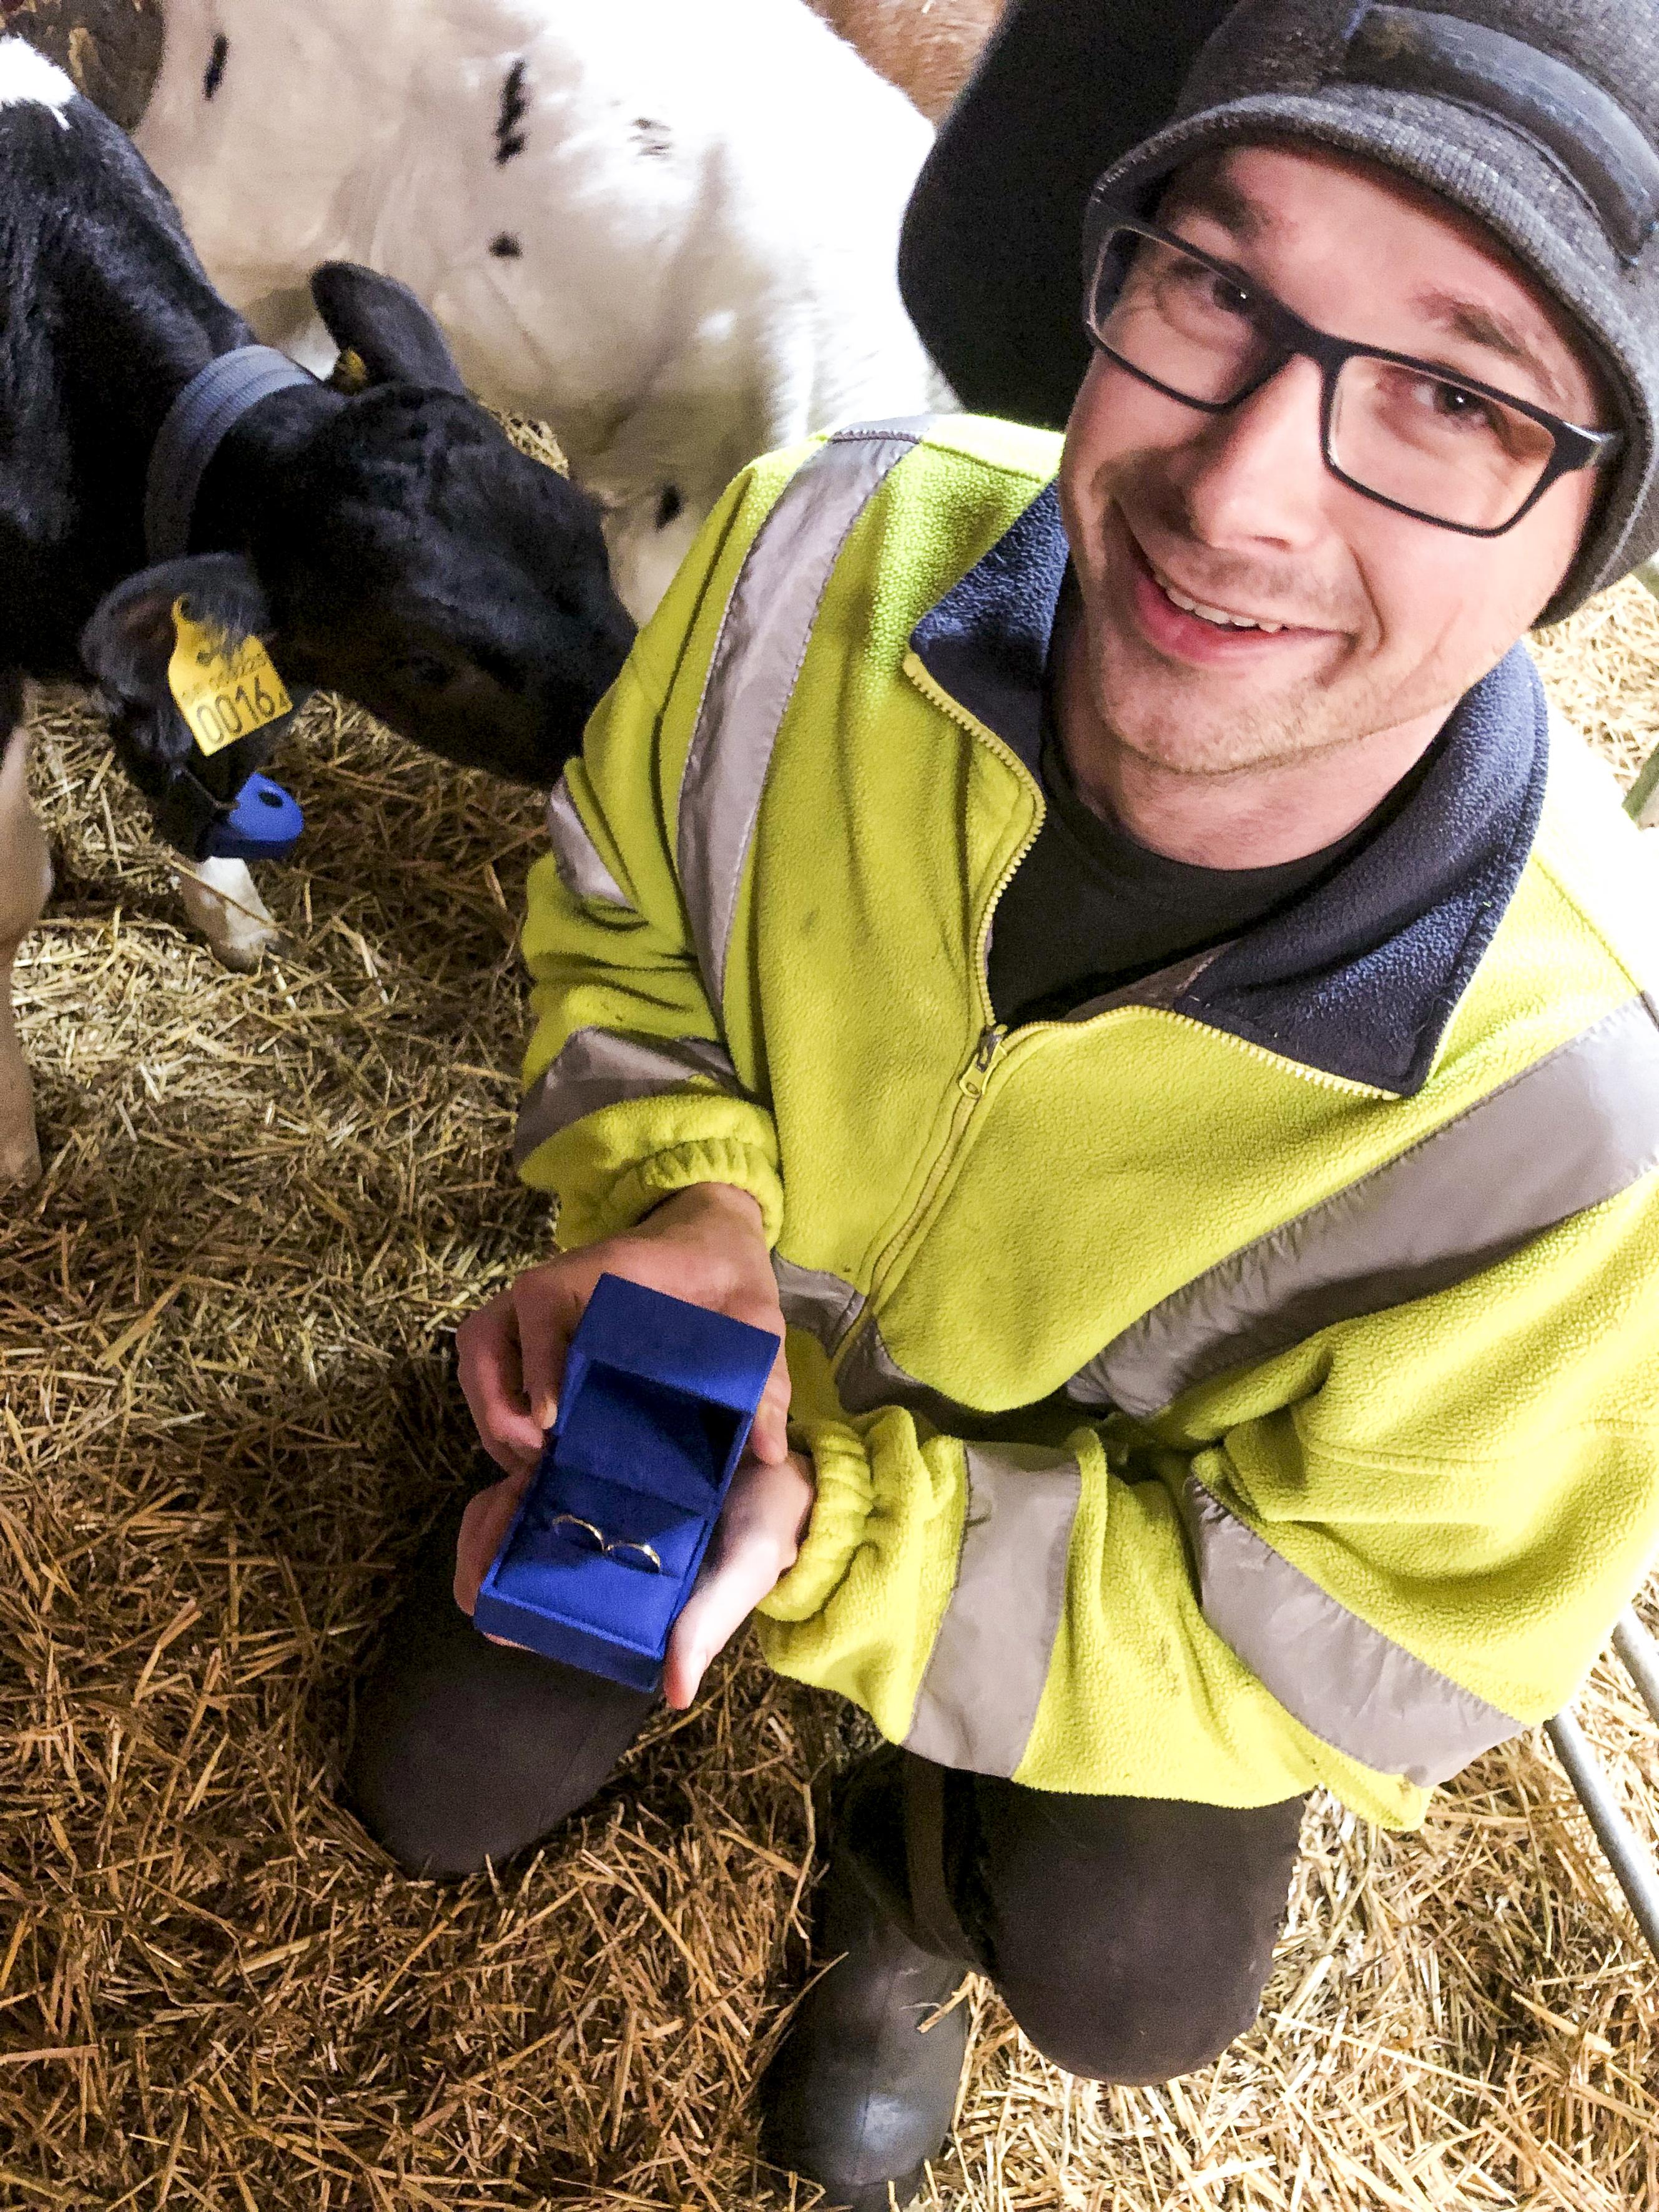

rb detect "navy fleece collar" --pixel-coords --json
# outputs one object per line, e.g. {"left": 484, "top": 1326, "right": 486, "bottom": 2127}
{"left": 909, "top": 481, "right": 1551, "bottom": 1098}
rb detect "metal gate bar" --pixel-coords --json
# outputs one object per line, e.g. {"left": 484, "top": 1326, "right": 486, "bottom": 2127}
{"left": 1548, "top": 1610, "right": 1659, "bottom": 1960}
{"left": 1538, "top": 578, "right": 1659, "bottom": 1954}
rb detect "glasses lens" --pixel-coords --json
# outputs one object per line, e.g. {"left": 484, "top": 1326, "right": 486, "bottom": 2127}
{"left": 1088, "top": 227, "right": 1276, "bottom": 406}
{"left": 1329, "top": 355, "right": 1558, "bottom": 531}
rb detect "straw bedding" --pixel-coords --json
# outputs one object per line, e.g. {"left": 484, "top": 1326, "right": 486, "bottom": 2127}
{"left": 2, "top": 574, "right": 1657, "bottom": 2210}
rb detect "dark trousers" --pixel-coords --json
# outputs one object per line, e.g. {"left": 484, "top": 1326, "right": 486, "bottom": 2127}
{"left": 345, "top": 1507, "right": 1304, "bottom": 2085}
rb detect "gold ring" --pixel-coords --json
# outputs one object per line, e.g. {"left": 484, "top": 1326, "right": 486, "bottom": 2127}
{"left": 604, "top": 1538, "right": 664, "bottom": 1574}
{"left": 548, "top": 1512, "right": 606, "bottom": 1553}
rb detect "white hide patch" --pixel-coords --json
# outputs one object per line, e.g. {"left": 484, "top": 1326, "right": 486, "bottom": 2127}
{"left": 135, "top": 0, "right": 945, "bottom": 621}
{"left": 0, "top": 36, "right": 76, "bottom": 119}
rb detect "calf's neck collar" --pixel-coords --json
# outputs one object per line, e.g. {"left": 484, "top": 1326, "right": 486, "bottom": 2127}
{"left": 144, "top": 345, "right": 317, "bottom": 564}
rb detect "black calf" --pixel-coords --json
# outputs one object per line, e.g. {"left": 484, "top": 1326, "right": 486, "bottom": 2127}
{"left": 1, "top": 38, "right": 634, "bottom": 825}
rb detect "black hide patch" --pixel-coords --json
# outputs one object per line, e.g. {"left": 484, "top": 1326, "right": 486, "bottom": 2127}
{"left": 309, "top": 263, "right": 467, "bottom": 395}
{"left": 204, "top": 33, "right": 229, "bottom": 99}
{"left": 490, "top": 232, "right": 523, "bottom": 258}
{"left": 495, "top": 59, "right": 529, "bottom": 164}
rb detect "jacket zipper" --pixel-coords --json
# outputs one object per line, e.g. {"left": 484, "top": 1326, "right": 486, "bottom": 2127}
{"left": 960, "top": 1020, "right": 1008, "bottom": 1098}
{"left": 835, "top": 654, "right": 1042, "bottom": 1352}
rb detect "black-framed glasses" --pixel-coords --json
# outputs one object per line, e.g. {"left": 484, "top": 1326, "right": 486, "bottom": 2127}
{"left": 1083, "top": 217, "right": 1622, "bottom": 537}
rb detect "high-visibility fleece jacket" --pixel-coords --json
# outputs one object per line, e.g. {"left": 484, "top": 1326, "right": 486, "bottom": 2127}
{"left": 513, "top": 413, "right": 1659, "bottom": 1829}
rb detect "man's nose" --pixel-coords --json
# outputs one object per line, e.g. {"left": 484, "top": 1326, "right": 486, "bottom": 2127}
{"left": 1173, "top": 355, "right": 1331, "bottom": 551}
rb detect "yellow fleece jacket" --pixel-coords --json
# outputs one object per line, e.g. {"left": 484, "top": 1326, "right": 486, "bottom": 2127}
{"left": 513, "top": 417, "right": 1659, "bottom": 1826}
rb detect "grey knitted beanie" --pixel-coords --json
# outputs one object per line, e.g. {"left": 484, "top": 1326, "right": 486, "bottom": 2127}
{"left": 1083, "top": 1, "right": 1659, "bottom": 621}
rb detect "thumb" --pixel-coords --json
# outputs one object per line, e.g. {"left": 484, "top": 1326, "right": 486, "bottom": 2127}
{"left": 662, "top": 1561, "right": 772, "bottom": 1711}
{"left": 513, "top": 1267, "right": 590, "bottom": 1432}
{"left": 746, "top": 1349, "right": 792, "bottom": 1467}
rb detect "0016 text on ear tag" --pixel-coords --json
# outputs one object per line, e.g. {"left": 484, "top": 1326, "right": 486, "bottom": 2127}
{"left": 167, "top": 596, "right": 292, "bottom": 758}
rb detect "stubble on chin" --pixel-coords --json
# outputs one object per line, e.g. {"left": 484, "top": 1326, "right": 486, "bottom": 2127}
{"left": 1078, "top": 616, "right": 1381, "bottom": 781}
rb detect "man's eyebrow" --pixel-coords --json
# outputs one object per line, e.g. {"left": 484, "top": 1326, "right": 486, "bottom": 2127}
{"left": 1159, "top": 168, "right": 1268, "bottom": 243}
{"left": 1410, "top": 289, "right": 1570, "bottom": 410}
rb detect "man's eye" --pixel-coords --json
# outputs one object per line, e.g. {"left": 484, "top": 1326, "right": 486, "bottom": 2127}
{"left": 1161, "top": 253, "right": 1254, "bottom": 315}
{"left": 1205, "top": 275, "right": 1255, "bottom": 318}
{"left": 1420, "top": 378, "right": 1502, "bottom": 434}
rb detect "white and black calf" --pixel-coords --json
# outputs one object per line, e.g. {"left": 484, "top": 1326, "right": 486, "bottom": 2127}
{"left": 1, "top": 38, "right": 634, "bottom": 1182}
{"left": 135, "top": 0, "right": 951, "bottom": 621}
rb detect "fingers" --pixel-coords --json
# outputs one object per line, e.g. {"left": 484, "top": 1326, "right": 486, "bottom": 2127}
{"left": 662, "top": 1452, "right": 815, "bottom": 1709}
{"left": 453, "top": 1465, "right": 534, "bottom": 1616}
{"left": 455, "top": 1294, "right": 544, "bottom": 1474}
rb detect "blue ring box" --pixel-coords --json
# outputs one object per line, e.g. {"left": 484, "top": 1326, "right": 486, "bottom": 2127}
{"left": 472, "top": 1273, "right": 780, "bottom": 1691}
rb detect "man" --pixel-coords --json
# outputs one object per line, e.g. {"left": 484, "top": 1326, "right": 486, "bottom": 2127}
{"left": 346, "top": 4, "right": 1659, "bottom": 2206}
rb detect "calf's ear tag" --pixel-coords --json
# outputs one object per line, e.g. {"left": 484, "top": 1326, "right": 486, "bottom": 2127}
{"left": 328, "top": 347, "right": 372, "bottom": 395}
{"left": 167, "top": 596, "right": 292, "bottom": 758}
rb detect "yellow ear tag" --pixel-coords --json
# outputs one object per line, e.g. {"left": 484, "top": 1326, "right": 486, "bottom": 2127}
{"left": 167, "top": 598, "right": 292, "bottom": 759}
{"left": 328, "top": 346, "right": 372, "bottom": 395}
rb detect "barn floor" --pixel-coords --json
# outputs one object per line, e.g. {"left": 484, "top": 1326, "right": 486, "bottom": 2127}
{"left": 2, "top": 580, "right": 1658, "bottom": 2210}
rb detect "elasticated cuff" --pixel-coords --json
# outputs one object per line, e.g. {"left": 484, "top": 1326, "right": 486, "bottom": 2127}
{"left": 758, "top": 1422, "right": 879, "bottom": 1624}
{"left": 554, "top": 1137, "right": 784, "bottom": 1251}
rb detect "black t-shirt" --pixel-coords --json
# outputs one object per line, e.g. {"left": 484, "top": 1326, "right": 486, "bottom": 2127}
{"left": 987, "top": 718, "right": 1429, "bottom": 1030}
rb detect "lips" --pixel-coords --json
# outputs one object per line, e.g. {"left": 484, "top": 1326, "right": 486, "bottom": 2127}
{"left": 1151, "top": 566, "right": 1286, "bottom": 634}
{"left": 1113, "top": 521, "right": 1334, "bottom": 666}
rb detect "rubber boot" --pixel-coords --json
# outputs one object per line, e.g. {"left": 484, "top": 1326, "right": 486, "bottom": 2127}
{"left": 759, "top": 1753, "right": 971, "bottom": 2212}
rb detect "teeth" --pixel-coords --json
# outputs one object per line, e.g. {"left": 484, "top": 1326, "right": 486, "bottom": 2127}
{"left": 1152, "top": 567, "right": 1284, "bottom": 634}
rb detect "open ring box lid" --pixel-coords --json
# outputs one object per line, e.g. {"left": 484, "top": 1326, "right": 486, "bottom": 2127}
{"left": 473, "top": 1274, "right": 780, "bottom": 1690}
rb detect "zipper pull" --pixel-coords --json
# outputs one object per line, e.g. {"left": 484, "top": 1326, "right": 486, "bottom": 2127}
{"left": 960, "top": 1023, "right": 1006, "bottom": 1098}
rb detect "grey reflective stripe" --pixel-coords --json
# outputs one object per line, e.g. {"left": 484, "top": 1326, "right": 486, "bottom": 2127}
{"left": 904, "top": 1444, "right": 1082, "bottom": 1777}
{"left": 677, "top": 420, "right": 932, "bottom": 1005}
{"left": 835, "top": 1313, "right": 987, "bottom": 1433}
{"left": 513, "top": 1028, "right": 739, "bottom": 1168}
{"left": 1072, "top": 996, "right": 1659, "bottom": 1418}
{"left": 772, "top": 1256, "right": 865, "bottom": 1356}
{"left": 1185, "top": 1478, "right": 1519, "bottom": 1787}
{"left": 544, "top": 775, "right": 628, "bottom": 907}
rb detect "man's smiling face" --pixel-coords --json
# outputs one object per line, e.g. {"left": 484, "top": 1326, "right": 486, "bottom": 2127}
{"left": 1057, "top": 142, "right": 1612, "bottom": 781}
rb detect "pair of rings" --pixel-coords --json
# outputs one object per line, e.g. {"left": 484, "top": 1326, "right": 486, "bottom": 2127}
{"left": 547, "top": 1512, "right": 663, "bottom": 1575}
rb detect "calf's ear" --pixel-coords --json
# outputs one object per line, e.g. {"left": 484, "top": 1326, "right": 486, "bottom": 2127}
{"left": 79, "top": 554, "right": 275, "bottom": 779}
{"left": 309, "top": 262, "right": 468, "bottom": 395}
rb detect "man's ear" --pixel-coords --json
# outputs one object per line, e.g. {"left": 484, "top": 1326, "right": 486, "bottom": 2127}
{"left": 79, "top": 553, "right": 275, "bottom": 790}
{"left": 309, "top": 261, "right": 468, "bottom": 395}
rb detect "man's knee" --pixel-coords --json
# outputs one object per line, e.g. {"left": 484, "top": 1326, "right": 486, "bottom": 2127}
{"left": 993, "top": 1943, "right": 1264, "bottom": 2083}
{"left": 962, "top": 1782, "right": 1304, "bottom": 2083}
{"left": 344, "top": 1709, "right": 501, "bottom": 1879}
{"left": 342, "top": 1509, "right": 651, "bottom": 1877}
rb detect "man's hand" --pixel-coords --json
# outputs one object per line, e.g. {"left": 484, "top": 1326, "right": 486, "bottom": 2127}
{"left": 662, "top": 1447, "right": 815, "bottom": 1708}
{"left": 455, "top": 1181, "right": 790, "bottom": 1479}
{"left": 453, "top": 1442, "right": 815, "bottom": 1704}
{"left": 451, "top": 1180, "right": 799, "bottom": 1651}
